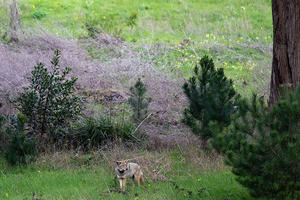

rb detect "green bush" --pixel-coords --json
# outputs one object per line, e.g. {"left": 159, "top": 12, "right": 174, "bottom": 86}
{"left": 15, "top": 50, "right": 84, "bottom": 134}
{"left": 213, "top": 87, "right": 300, "bottom": 199}
{"left": 183, "top": 55, "right": 239, "bottom": 142}
{"left": 71, "top": 116, "right": 136, "bottom": 150}
{"left": 128, "top": 78, "right": 152, "bottom": 123}
{"left": 5, "top": 113, "right": 37, "bottom": 166}
{"left": 32, "top": 9, "right": 47, "bottom": 20}
{"left": 127, "top": 12, "right": 138, "bottom": 28}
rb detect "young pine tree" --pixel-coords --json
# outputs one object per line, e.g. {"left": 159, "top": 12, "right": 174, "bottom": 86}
{"left": 212, "top": 87, "right": 300, "bottom": 200}
{"left": 16, "top": 50, "right": 83, "bottom": 134}
{"left": 128, "top": 78, "right": 151, "bottom": 123}
{"left": 183, "top": 55, "right": 238, "bottom": 142}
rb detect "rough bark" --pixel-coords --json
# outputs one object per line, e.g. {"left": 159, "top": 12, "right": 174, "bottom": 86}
{"left": 269, "top": 0, "right": 300, "bottom": 105}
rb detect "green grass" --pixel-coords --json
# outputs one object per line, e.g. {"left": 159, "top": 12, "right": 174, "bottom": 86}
{"left": 15, "top": 0, "right": 272, "bottom": 44}
{"left": 0, "top": 158, "right": 252, "bottom": 200}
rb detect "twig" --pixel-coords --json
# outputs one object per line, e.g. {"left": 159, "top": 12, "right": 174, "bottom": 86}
{"left": 131, "top": 113, "right": 152, "bottom": 135}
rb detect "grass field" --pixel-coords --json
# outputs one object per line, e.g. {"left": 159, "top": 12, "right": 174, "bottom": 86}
{"left": 16, "top": 0, "right": 272, "bottom": 44}
{"left": 0, "top": 151, "right": 252, "bottom": 200}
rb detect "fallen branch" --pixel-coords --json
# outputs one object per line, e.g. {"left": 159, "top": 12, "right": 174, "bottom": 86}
{"left": 131, "top": 113, "right": 152, "bottom": 136}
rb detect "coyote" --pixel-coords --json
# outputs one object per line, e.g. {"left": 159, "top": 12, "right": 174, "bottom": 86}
{"left": 115, "top": 159, "right": 144, "bottom": 190}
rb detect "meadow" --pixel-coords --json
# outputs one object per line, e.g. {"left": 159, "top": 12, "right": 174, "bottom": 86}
{"left": 0, "top": 149, "right": 252, "bottom": 200}
{"left": 0, "top": 0, "right": 274, "bottom": 199}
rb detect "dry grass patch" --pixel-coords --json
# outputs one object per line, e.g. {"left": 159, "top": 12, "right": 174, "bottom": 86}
{"left": 35, "top": 142, "right": 224, "bottom": 183}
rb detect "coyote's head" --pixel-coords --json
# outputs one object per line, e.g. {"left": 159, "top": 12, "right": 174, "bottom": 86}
{"left": 116, "top": 160, "right": 128, "bottom": 174}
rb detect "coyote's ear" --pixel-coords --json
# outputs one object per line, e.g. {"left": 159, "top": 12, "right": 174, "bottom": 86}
{"left": 116, "top": 161, "right": 121, "bottom": 165}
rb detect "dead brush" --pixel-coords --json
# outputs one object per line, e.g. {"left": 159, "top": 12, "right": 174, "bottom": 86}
{"left": 177, "top": 145, "right": 225, "bottom": 172}
{"left": 1, "top": 30, "right": 191, "bottom": 149}
{"left": 35, "top": 150, "right": 103, "bottom": 169}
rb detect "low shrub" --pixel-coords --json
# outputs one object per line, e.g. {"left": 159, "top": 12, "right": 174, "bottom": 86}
{"left": 0, "top": 103, "right": 7, "bottom": 153}
{"left": 68, "top": 116, "right": 136, "bottom": 150}
{"left": 4, "top": 113, "right": 37, "bottom": 165}
{"left": 85, "top": 21, "right": 100, "bottom": 39}
{"left": 127, "top": 12, "right": 138, "bottom": 28}
{"left": 32, "top": 9, "right": 47, "bottom": 20}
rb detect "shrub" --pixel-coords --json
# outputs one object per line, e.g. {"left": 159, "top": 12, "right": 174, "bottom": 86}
{"left": 85, "top": 21, "right": 99, "bottom": 38}
{"left": 83, "top": 11, "right": 123, "bottom": 38}
{"left": 183, "top": 55, "right": 238, "bottom": 142}
{"left": 5, "top": 113, "right": 37, "bottom": 165}
{"left": 71, "top": 116, "right": 136, "bottom": 150}
{"left": 127, "top": 12, "right": 138, "bottom": 28}
{"left": 32, "top": 9, "right": 47, "bottom": 20}
{"left": 128, "top": 78, "right": 152, "bottom": 123}
{"left": 0, "top": 103, "right": 7, "bottom": 152}
{"left": 15, "top": 50, "right": 84, "bottom": 134}
{"left": 213, "top": 87, "right": 300, "bottom": 199}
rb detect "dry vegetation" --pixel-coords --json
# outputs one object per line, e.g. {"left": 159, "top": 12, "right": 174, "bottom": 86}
{"left": 0, "top": 31, "right": 198, "bottom": 148}
{"left": 35, "top": 142, "right": 224, "bottom": 182}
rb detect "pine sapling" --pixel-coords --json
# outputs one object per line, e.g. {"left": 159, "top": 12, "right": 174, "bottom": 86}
{"left": 15, "top": 49, "right": 84, "bottom": 134}
{"left": 183, "top": 55, "right": 239, "bottom": 142}
{"left": 212, "top": 87, "right": 300, "bottom": 199}
{"left": 128, "top": 78, "right": 151, "bottom": 123}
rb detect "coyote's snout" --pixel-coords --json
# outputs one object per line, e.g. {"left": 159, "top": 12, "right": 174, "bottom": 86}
{"left": 115, "top": 159, "right": 144, "bottom": 190}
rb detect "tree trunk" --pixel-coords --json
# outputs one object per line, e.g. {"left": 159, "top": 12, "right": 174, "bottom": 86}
{"left": 269, "top": 0, "right": 300, "bottom": 105}
{"left": 9, "top": 0, "right": 21, "bottom": 42}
